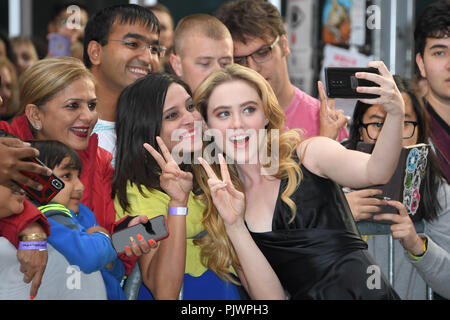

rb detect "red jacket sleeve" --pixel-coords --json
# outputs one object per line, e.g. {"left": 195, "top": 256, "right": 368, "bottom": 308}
{"left": 0, "top": 200, "right": 50, "bottom": 248}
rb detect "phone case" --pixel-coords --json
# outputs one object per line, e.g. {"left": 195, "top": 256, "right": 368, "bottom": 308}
{"left": 356, "top": 142, "right": 430, "bottom": 223}
{"left": 48, "top": 33, "right": 72, "bottom": 57}
{"left": 325, "top": 67, "right": 380, "bottom": 99}
{"left": 14, "top": 157, "right": 65, "bottom": 205}
{"left": 111, "top": 215, "right": 169, "bottom": 253}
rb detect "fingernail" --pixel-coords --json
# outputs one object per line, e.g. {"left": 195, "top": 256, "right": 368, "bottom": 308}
{"left": 30, "top": 296, "right": 34, "bottom": 300}
{"left": 129, "top": 236, "right": 135, "bottom": 243}
{"left": 137, "top": 234, "right": 143, "bottom": 241}
{"left": 148, "top": 239, "right": 156, "bottom": 245}
{"left": 125, "top": 245, "right": 131, "bottom": 252}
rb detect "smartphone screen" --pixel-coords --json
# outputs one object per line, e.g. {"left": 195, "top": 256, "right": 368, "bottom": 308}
{"left": 325, "top": 67, "right": 380, "bottom": 99}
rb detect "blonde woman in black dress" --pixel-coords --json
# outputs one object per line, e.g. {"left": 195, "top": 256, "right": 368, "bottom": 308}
{"left": 195, "top": 62, "right": 403, "bottom": 299}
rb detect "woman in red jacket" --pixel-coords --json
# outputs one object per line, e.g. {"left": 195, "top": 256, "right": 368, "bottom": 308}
{"left": 0, "top": 57, "right": 151, "bottom": 275}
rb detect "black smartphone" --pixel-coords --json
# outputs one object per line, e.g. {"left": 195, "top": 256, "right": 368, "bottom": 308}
{"left": 13, "top": 157, "right": 65, "bottom": 205}
{"left": 325, "top": 67, "right": 380, "bottom": 99}
{"left": 111, "top": 215, "right": 169, "bottom": 253}
{"left": 370, "top": 194, "right": 391, "bottom": 201}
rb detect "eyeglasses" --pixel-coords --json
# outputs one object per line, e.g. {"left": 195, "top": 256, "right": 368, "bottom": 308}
{"left": 361, "top": 121, "right": 418, "bottom": 140}
{"left": 110, "top": 39, "right": 167, "bottom": 58}
{"left": 234, "top": 35, "right": 280, "bottom": 67}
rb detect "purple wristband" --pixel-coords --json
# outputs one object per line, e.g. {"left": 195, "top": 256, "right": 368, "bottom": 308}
{"left": 18, "top": 241, "right": 47, "bottom": 251}
{"left": 168, "top": 207, "right": 188, "bottom": 216}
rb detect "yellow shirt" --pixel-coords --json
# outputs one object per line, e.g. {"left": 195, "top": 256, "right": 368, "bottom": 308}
{"left": 114, "top": 182, "right": 207, "bottom": 277}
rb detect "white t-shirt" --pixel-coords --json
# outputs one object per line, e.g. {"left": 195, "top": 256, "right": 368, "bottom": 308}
{"left": 92, "top": 119, "right": 116, "bottom": 167}
{"left": 0, "top": 237, "right": 107, "bottom": 300}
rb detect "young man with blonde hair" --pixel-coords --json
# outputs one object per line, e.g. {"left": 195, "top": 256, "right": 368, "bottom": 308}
{"left": 170, "top": 14, "right": 233, "bottom": 93}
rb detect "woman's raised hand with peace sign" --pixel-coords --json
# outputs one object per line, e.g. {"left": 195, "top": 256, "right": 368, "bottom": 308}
{"left": 198, "top": 154, "right": 245, "bottom": 228}
{"left": 144, "top": 137, "right": 193, "bottom": 206}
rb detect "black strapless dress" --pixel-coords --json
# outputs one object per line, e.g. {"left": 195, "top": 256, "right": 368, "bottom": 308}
{"left": 249, "top": 165, "right": 400, "bottom": 300}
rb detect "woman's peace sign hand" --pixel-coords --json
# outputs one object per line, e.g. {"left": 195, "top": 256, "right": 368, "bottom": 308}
{"left": 144, "top": 137, "right": 193, "bottom": 206}
{"left": 198, "top": 154, "right": 245, "bottom": 228}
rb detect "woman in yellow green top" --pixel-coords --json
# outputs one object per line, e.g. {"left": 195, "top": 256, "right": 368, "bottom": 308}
{"left": 112, "top": 73, "right": 243, "bottom": 300}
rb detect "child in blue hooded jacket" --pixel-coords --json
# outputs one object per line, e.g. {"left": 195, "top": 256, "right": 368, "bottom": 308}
{"left": 30, "top": 140, "right": 125, "bottom": 300}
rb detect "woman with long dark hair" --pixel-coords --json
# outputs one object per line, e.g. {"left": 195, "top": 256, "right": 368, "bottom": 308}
{"left": 113, "top": 73, "right": 243, "bottom": 300}
{"left": 345, "top": 76, "right": 450, "bottom": 299}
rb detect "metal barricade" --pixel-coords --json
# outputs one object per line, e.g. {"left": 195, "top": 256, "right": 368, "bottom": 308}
{"left": 124, "top": 221, "right": 433, "bottom": 300}
{"left": 356, "top": 220, "right": 433, "bottom": 300}
{"left": 123, "top": 264, "right": 185, "bottom": 300}
{"left": 123, "top": 263, "right": 142, "bottom": 300}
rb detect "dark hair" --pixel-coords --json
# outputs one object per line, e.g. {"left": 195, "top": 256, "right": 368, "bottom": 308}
{"left": 346, "top": 76, "right": 445, "bottom": 222}
{"left": 414, "top": 0, "right": 450, "bottom": 57}
{"left": 29, "top": 140, "right": 82, "bottom": 174}
{"left": 113, "top": 73, "right": 192, "bottom": 213}
{"left": 215, "top": 0, "right": 285, "bottom": 44}
{"left": 346, "top": 76, "right": 407, "bottom": 150}
{"left": 83, "top": 4, "right": 160, "bottom": 68}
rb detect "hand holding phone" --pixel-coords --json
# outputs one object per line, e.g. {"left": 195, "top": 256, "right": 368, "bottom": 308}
{"left": 0, "top": 133, "right": 53, "bottom": 191}
{"left": 112, "top": 215, "right": 169, "bottom": 254}
{"left": 13, "top": 157, "right": 65, "bottom": 205}
{"left": 325, "top": 67, "right": 380, "bottom": 99}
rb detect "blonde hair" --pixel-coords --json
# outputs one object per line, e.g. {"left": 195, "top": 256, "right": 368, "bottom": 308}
{"left": 19, "top": 57, "right": 95, "bottom": 115}
{"left": 193, "top": 64, "right": 302, "bottom": 283}
{"left": 173, "top": 14, "right": 232, "bottom": 56}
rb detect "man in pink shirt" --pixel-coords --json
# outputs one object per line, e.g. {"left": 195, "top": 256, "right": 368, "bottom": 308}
{"left": 216, "top": 0, "right": 348, "bottom": 141}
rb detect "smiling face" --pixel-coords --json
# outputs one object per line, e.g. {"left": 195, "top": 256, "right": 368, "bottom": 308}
{"left": 28, "top": 77, "right": 98, "bottom": 151}
{"left": 51, "top": 157, "right": 84, "bottom": 213}
{"left": 0, "top": 184, "right": 26, "bottom": 218}
{"left": 206, "top": 79, "right": 269, "bottom": 164}
{"left": 97, "top": 21, "right": 160, "bottom": 91}
{"left": 172, "top": 35, "right": 233, "bottom": 93}
{"left": 159, "top": 83, "right": 203, "bottom": 153}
